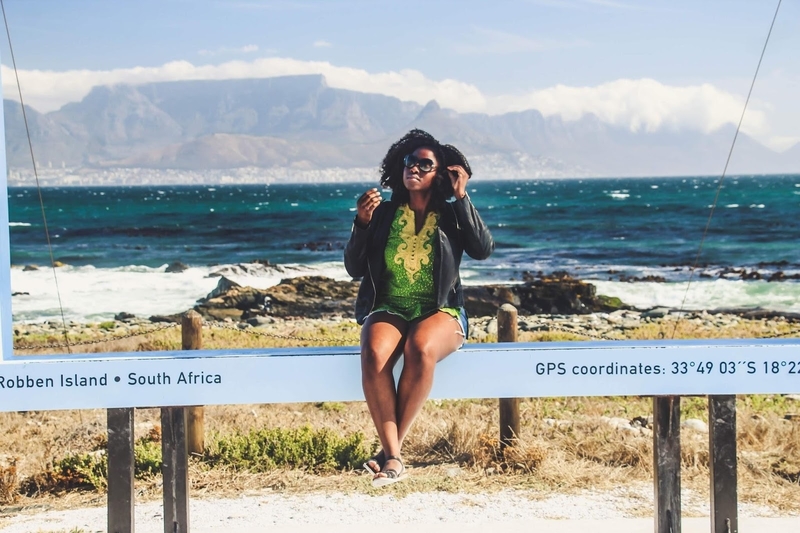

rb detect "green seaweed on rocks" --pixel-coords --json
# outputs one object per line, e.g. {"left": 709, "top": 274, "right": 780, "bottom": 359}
{"left": 596, "top": 295, "right": 625, "bottom": 310}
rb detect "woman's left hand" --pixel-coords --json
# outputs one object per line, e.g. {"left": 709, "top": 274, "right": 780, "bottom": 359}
{"left": 447, "top": 165, "right": 468, "bottom": 200}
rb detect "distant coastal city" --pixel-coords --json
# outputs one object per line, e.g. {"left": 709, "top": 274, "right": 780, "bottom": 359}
{"left": 6, "top": 167, "right": 376, "bottom": 187}
{"left": 5, "top": 153, "right": 588, "bottom": 187}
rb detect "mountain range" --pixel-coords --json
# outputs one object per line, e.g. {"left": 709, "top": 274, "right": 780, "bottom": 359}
{"left": 4, "top": 74, "right": 799, "bottom": 179}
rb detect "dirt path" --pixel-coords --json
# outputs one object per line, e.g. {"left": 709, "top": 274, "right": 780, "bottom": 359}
{"left": 1, "top": 485, "right": 798, "bottom": 533}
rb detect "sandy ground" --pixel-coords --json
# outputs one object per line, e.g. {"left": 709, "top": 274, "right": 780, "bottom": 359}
{"left": 1, "top": 485, "right": 798, "bottom": 533}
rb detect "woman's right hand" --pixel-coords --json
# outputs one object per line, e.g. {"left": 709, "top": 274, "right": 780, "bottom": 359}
{"left": 356, "top": 188, "right": 382, "bottom": 227}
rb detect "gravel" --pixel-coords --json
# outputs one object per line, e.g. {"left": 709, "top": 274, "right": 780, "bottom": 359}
{"left": 0, "top": 485, "right": 791, "bottom": 533}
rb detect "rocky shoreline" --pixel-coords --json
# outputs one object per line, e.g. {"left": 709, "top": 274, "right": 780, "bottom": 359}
{"left": 12, "top": 275, "right": 800, "bottom": 345}
{"left": 13, "top": 308, "right": 798, "bottom": 344}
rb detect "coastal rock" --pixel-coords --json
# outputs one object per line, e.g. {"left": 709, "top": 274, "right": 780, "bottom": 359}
{"left": 681, "top": 419, "right": 709, "bottom": 433}
{"left": 768, "top": 271, "right": 800, "bottom": 282}
{"left": 114, "top": 312, "right": 136, "bottom": 321}
{"left": 148, "top": 313, "right": 183, "bottom": 323}
{"left": 196, "top": 285, "right": 267, "bottom": 321}
{"left": 247, "top": 316, "right": 276, "bottom": 327}
{"left": 189, "top": 274, "right": 627, "bottom": 323}
{"left": 165, "top": 261, "right": 189, "bottom": 273}
{"left": 261, "top": 276, "right": 359, "bottom": 318}
{"left": 193, "top": 275, "right": 359, "bottom": 321}
{"left": 642, "top": 307, "right": 671, "bottom": 318}
{"left": 463, "top": 275, "right": 625, "bottom": 317}
{"left": 23, "top": 265, "right": 39, "bottom": 271}
{"left": 205, "top": 276, "right": 242, "bottom": 299}
{"left": 618, "top": 274, "right": 666, "bottom": 282}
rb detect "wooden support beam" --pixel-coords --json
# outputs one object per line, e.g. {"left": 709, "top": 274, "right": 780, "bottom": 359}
{"left": 709, "top": 395, "right": 738, "bottom": 533}
{"left": 161, "top": 407, "right": 189, "bottom": 533}
{"left": 653, "top": 395, "right": 681, "bottom": 533}
{"left": 107, "top": 408, "right": 135, "bottom": 533}
{"left": 186, "top": 407, "right": 204, "bottom": 457}
{"left": 497, "top": 304, "right": 520, "bottom": 450}
{"left": 182, "top": 311, "right": 205, "bottom": 456}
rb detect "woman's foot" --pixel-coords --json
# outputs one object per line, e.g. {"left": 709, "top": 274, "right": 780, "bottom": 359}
{"left": 363, "top": 450, "right": 385, "bottom": 474}
{"left": 372, "top": 455, "right": 406, "bottom": 487}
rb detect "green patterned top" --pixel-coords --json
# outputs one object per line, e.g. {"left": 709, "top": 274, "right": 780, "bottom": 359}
{"left": 373, "top": 204, "right": 460, "bottom": 321}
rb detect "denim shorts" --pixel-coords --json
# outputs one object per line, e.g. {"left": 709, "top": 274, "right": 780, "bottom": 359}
{"left": 367, "top": 307, "right": 469, "bottom": 346}
{"left": 456, "top": 307, "right": 469, "bottom": 346}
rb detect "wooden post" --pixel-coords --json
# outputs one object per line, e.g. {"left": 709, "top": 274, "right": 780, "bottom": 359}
{"left": 107, "top": 408, "right": 135, "bottom": 533}
{"left": 497, "top": 304, "right": 520, "bottom": 450}
{"left": 653, "top": 395, "right": 681, "bottom": 533}
{"left": 161, "top": 407, "right": 189, "bottom": 533}
{"left": 709, "top": 395, "right": 738, "bottom": 533}
{"left": 182, "top": 311, "right": 204, "bottom": 455}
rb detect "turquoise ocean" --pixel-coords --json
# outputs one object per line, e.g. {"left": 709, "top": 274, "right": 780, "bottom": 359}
{"left": 8, "top": 175, "right": 800, "bottom": 323}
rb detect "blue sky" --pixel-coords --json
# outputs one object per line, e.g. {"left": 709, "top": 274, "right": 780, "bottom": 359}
{"left": 1, "top": 0, "right": 798, "bottom": 150}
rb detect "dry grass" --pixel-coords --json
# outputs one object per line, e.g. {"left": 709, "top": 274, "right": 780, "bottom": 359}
{"left": 3, "top": 316, "right": 800, "bottom": 515}
{"left": 1, "top": 396, "right": 799, "bottom": 513}
{"left": 0, "top": 460, "right": 18, "bottom": 505}
{"left": 12, "top": 319, "right": 363, "bottom": 355}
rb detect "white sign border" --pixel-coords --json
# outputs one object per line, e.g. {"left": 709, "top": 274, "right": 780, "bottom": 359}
{"left": 0, "top": 60, "right": 13, "bottom": 360}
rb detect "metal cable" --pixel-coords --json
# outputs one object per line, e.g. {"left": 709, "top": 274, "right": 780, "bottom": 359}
{"left": 1, "top": 0, "right": 72, "bottom": 352}
{"left": 13, "top": 322, "right": 179, "bottom": 350}
{"left": 669, "top": 0, "right": 783, "bottom": 340}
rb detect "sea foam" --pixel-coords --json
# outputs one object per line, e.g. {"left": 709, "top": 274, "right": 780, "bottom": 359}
{"left": 10, "top": 262, "right": 352, "bottom": 323}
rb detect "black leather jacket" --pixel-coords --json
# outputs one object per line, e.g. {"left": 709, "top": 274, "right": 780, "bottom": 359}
{"left": 344, "top": 194, "right": 495, "bottom": 324}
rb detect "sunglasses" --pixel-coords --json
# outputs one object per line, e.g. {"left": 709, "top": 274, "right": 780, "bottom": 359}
{"left": 403, "top": 154, "right": 436, "bottom": 173}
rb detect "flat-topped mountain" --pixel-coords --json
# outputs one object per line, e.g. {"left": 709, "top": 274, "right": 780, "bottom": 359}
{"left": 4, "top": 74, "right": 798, "bottom": 177}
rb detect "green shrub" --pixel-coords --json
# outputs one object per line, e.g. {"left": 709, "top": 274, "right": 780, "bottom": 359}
{"left": 35, "top": 436, "right": 163, "bottom": 493}
{"left": 27, "top": 425, "right": 371, "bottom": 494}
{"left": 315, "top": 401, "right": 346, "bottom": 413}
{"left": 52, "top": 452, "right": 108, "bottom": 491}
{"left": 134, "top": 439, "right": 163, "bottom": 478}
{"left": 205, "top": 425, "right": 372, "bottom": 472}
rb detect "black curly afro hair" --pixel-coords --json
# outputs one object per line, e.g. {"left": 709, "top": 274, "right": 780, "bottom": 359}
{"left": 379, "top": 129, "right": 453, "bottom": 208}
{"left": 441, "top": 143, "right": 472, "bottom": 178}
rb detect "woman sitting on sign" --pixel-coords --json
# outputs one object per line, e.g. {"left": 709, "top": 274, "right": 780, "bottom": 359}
{"left": 344, "top": 129, "right": 495, "bottom": 487}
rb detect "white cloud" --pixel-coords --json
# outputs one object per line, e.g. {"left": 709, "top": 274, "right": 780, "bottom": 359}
{"left": 0, "top": 58, "right": 487, "bottom": 115}
{"left": 768, "top": 136, "right": 800, "bottom": 152}
{"left": 0, "top": 59, "right": 776, "bottom": 146}
{"left": 488, "top": 78, "right": 768, "bottom": 137}
{"left": 313, "top": 40, "right": 332, "bottom": 48}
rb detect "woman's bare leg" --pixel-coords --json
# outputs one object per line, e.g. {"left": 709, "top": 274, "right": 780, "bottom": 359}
{"left": 375, "top": 311, "right": 463, "bottom": 478}
{"left": 360, "top": 312, "right": 407, "bottom": 470}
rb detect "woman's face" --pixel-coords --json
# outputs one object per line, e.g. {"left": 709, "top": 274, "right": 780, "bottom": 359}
{"left": 402, "top": 147, "right": 438, "bottom": 193}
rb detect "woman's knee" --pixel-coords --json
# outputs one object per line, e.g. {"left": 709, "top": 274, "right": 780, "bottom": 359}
{"left": 361, "top": 347, "right": 395, "bottom": 377}
{"left": 402, "top": 343, "right": 439, "bottom": 375}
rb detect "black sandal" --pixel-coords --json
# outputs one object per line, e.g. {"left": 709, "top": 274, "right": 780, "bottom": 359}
{"left": 371, "top": 455, "right": 406, "bottom": 487}
{"left": 362, "top": 450, "right": 385, "bottom": 474}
